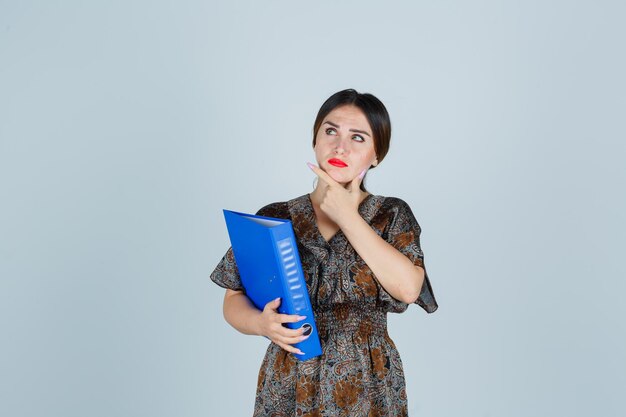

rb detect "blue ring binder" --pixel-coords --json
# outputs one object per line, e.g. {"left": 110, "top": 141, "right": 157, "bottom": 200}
{"left": 222, "top": 209, "right": 323, "bottom": 361}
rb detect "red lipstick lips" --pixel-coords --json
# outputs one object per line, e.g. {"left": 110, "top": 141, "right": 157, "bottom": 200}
{"left": 328, "top": 158, "right": 348, "bottom": 168}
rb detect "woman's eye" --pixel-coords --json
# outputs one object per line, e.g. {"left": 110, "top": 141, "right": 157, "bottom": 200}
{"left": 353, "top": 135, "right": 365, "bottom": 142}
{"left": 325, "top": 128, "right": 336, "bottom": 135}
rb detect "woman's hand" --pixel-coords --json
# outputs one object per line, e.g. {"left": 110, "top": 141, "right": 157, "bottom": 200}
{"left": 258, "top": 297, "right": 309, "bottom": 356}
{"left": 307, "top": 163, "right": 366, "bottom": 228}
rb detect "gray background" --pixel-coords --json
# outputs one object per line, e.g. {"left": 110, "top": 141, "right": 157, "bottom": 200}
{"left": 1, "top": 1, "right": 625, "bottom": 416}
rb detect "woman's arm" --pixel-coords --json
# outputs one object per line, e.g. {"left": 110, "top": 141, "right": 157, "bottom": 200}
{"left": 222, "top": 289, "right": 310, "bottom": 355}
{"left": 308, "top": 164, "right": 424, "bottom": 304}
{"left": 339, "top": 215, "right": 424, "bottom": 304}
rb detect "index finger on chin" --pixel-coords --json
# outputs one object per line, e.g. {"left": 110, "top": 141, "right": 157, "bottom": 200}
{"left": 307, "top": 162, "right": 338, "bottom": 187}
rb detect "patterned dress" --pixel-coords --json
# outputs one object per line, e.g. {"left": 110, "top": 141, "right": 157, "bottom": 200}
{"left": 210, "top": 193, "right": 438, "bottom": 416}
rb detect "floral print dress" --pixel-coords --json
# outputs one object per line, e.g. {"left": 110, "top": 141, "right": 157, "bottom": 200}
{"left": 210, "top": 194, "right": 438, "bottom": 416}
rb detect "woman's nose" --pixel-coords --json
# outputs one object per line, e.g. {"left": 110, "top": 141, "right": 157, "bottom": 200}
{"left": 334, "top": 136, "right": 350, "bottom": 154}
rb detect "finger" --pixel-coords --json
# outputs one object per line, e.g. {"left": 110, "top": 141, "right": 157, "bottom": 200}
{"left": 277, "top": 336, "right": 310, "bottom": 348}
{"left": 348, "top": 168, "right": 367, "bottom": 191}
{"left": 264, "top": 297, "right": 281, "bottom": 312}
{"left": 268, "top": 321, "right": 307, "bottom": 339}
{"left": 274, "top": 328, "right": 310, "bottom": 343}
{"left": 275, "top": 340, "right": 305, "bottom": 355}
{"left": 273, "top": 336, "right": 307, "bottom": 354}
{"left": 275, "top": 313, "right": 307, "bottom": 324}
{"left": 307, "top": 162, "right": 339, "bottom": 188}
{"left": 274, "top": 325, "right": 308, "bottom": 339}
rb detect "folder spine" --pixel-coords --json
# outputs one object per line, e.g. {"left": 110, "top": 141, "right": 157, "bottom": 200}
{"left": 270, "top": 227, "right": 306, "bottom": 315}
{"left": 269, "top": 224, "right": 322, "bottom": 360}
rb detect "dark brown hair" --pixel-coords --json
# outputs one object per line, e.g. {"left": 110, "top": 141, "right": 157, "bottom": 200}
{"left": 312, "top": 89, "right": 391, "bottom": 192}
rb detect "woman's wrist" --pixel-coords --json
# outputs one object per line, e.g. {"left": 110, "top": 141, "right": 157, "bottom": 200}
{"left": 251, "top": 309, "right": 265, "bottom": 337}
{"left": 338, "top": 210, "right": 366, "bottom": 235}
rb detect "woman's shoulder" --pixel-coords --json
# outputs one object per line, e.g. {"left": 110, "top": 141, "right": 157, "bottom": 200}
{"left": 374, "top": 195, "right": 413, "bottom": 213}
{"left": 255, "top": 194, "right": 308, "bottom": 219}
{"left": 255, "top": 201, "right": 289, "bottom": 218}
{"left": 371, "top": 194, "right": 421, "bottom": 225}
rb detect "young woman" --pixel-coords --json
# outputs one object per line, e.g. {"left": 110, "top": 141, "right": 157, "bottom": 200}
{"left": 211, "top": 89, "right": 438, "bottom": 416}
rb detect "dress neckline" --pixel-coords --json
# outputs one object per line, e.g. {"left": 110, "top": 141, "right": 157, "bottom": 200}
{"left": 306, "top": 193, "right": 373, "bottom": 244}
{"left": 300, "top": 193, "right": 383, "bottom": 252}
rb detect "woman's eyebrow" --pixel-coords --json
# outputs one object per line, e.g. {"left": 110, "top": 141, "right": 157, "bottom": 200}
{"left": 323, "top": 120, "right": 371, "bottom": 137}
{"left": 350, "top": 128, "right": 371, "bottom": 137}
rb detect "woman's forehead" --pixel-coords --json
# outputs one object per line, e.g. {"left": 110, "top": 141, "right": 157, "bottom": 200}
{"left": 323, "top": 106, "right": 371, "bottom": 131}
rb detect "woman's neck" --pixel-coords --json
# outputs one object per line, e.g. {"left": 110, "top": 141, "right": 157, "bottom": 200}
{"left": 309, "top": 183, "right": 370, "bottom": 207}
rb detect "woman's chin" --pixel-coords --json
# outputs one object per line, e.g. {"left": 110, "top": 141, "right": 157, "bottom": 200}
{"left": 328, "top": 173, "right": 352, "bottom": 185}
{"left": 322, "top": 165, "right": 356, "bottom": 186}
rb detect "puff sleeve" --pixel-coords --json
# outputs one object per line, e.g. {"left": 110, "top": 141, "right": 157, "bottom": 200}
{"left": 209, "top": 202, "right": 287, "bottom": 292}
{"left": 210, "top": 246, "right": 242, "bottom": 291}
{"left": 382, "top": 198, "right": 438, "bottom": 313}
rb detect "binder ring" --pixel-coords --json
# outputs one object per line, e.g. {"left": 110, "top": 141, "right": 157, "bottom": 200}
{"left": 300, "top": 323, "right": 313, "bottom": 336}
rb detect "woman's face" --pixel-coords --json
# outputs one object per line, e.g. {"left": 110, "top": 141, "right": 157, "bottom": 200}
{"left": 314, "top": 105, "right": 378, "bottom": 186}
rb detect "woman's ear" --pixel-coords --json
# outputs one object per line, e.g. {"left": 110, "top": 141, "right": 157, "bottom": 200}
{"left": 372, "top": 159, "right": 379, "bottom": 167}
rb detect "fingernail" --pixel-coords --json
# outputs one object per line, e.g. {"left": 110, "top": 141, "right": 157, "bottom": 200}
{"left": 296, "top": 350, "right": 305, "bottom": 355}
{"left": 298, "top": 316, "right": 307, "bottom": 321}
{"left": 274, "top": 297, "right": 281, "bottom": 302}
{"left": 359, "top": 169, "right": 367, "bottom": 179}
{"left": 306, "top": 162, "right": 315, "bottom": 170}
{"left": 300, "top": 335, "right": 310, "bottom": 341}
